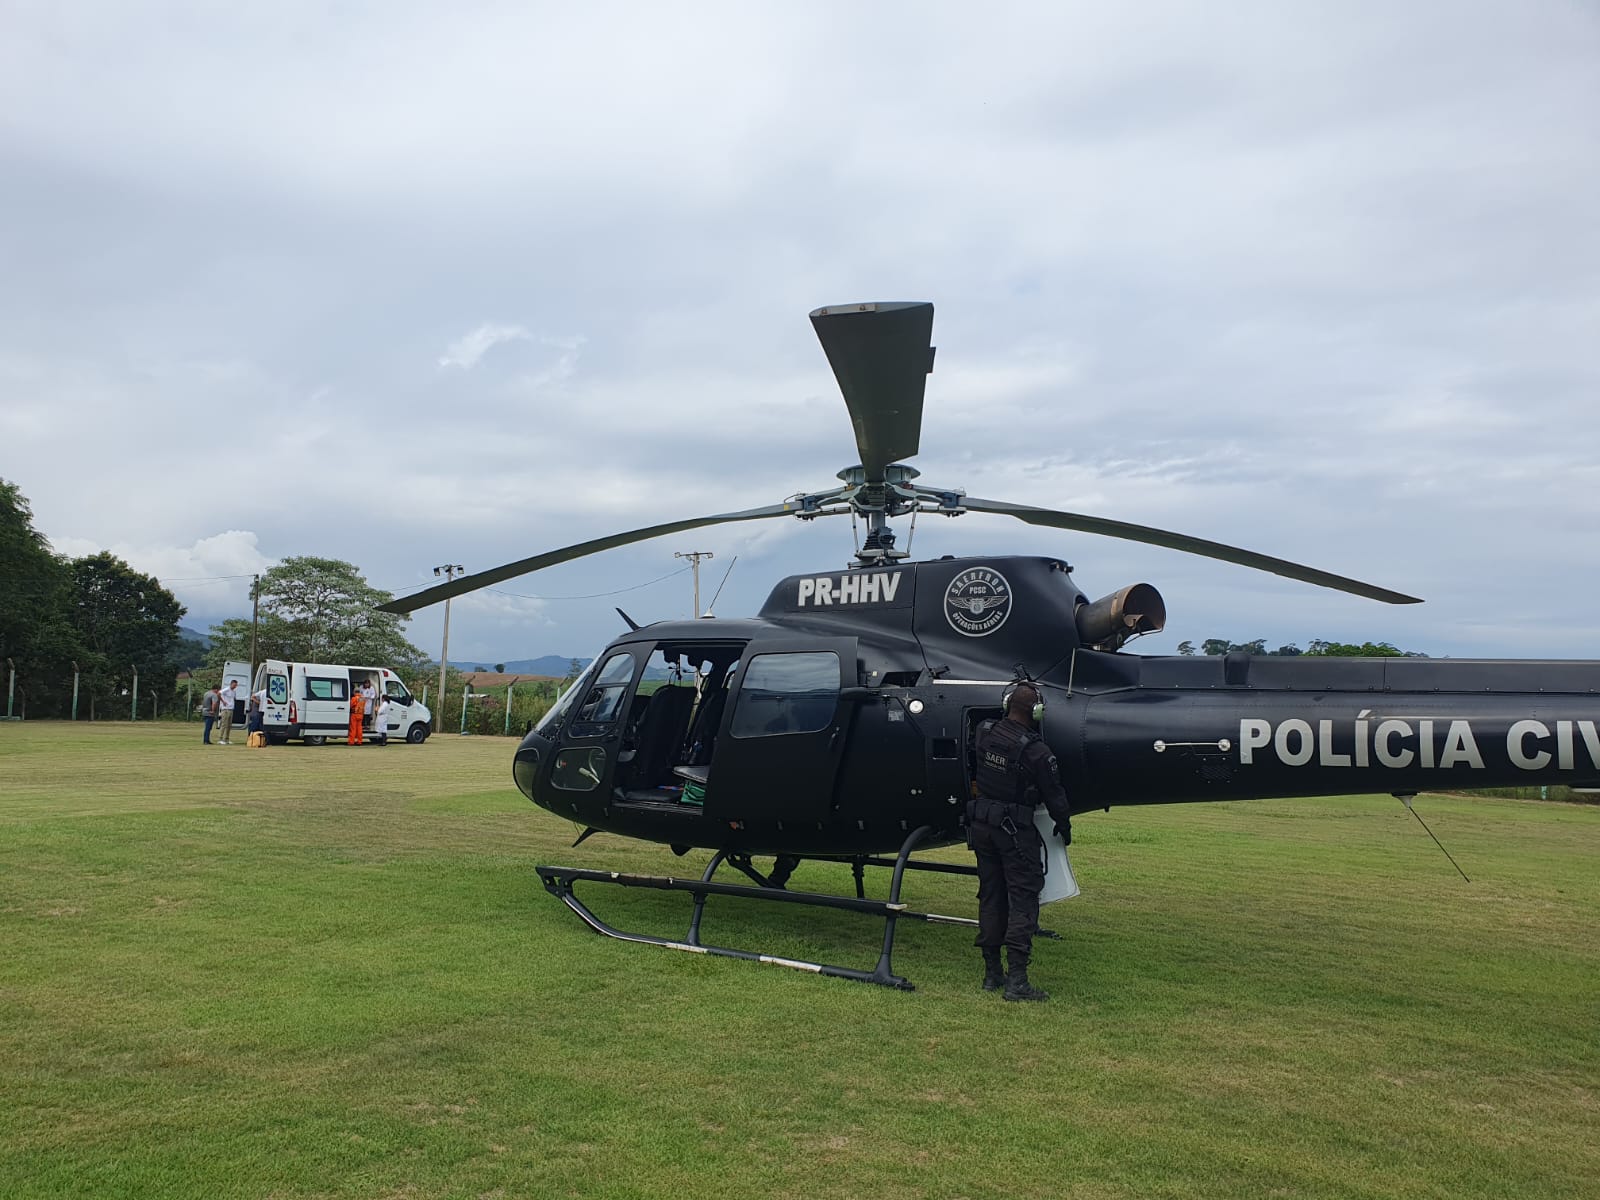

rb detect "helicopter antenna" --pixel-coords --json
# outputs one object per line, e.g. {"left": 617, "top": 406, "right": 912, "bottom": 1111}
{"left": 1394, "top": 793, "right": 1470, "bottom": 882}
{"left": 704, "top": 556, "right": 738, "bottom": 617}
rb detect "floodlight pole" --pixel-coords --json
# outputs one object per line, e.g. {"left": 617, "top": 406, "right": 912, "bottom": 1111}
{"left": 72, "top": 661, "right": 81, "bottom": 721}
{"left": 432, "top": 563, "right": 463, "bottom": 730}
{"left": 5, "top": 658, "right": 14, "bottom": 719}
{"left": 675, "top": 550, "right": 714, "bottom": 617}
{"left": 130, "top": 664, "right": 139, "bottom": 722}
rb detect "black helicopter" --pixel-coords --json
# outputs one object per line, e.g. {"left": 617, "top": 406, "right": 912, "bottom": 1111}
{"left": 383, "top": 302, "right": 1600, "bottom": 989}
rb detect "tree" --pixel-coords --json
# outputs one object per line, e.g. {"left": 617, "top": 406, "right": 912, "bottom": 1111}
{"left": 1190, "top": 636, "right": 1423, "bottom": 658}
{"left": 1196, "top": 638, "right": 1293, "bottom": 656}
{"left": 206, "top": 557, "right": 425, "bottom": 672}
{"left": 1304, "top": 640, "right": 1425, "bottom": 658}
{"left": 69, "top": 552, "right": 185, "bottom": 715}
{"left": 494, "top": 663, "right": 505, "bottom": 673}
{"left": 0, "top": 479, "right": 82, "bottom": 715}
{"left": 172, "top": 634, "right": 210, "bottom": 670}
{"left": 1176, "top": 641, "right": 1195, "bottom": 655}
{"left": 204, "top": 612, "right": 299, "bottom": 671}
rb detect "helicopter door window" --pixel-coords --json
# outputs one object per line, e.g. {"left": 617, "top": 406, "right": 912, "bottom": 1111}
{"left": 571, "top": 651, "right": 638, "bottom": 731}
{"left": 730, "top": 652, "right": 840, "bottom": 738}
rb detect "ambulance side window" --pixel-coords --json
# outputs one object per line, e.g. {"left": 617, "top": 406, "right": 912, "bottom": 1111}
{"left": 307, "top": 678, "right": 347, "bottom": 700}
{"left": 385, "top": 680, "right": 412, "bottom": 705}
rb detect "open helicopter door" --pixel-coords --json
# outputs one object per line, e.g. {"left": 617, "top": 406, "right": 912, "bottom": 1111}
{"left": 702, "top": 636, "right": 859, "bottom": 826}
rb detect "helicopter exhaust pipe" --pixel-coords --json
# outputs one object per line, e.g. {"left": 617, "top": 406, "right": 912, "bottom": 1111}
{"left": 1076, "top": 583, "right": 1167, "bottom": 650}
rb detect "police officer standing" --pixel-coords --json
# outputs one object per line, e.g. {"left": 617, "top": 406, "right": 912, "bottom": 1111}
{"left": 968, "top": 681, "right": 1071, "bottom": 1001}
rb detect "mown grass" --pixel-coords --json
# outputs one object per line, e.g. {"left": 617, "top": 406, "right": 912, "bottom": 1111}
{"left": 1, "top": 722, "right": 1596, "bottom": 1199}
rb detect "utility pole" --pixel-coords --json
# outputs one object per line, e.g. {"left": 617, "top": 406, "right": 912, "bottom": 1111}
{"left": 675, "top": 550, "right": 715, "bottom": 618}
{"left": 248, "top": 574, "right": 260, "bottom": 682}
{"left": 433, "top": 563, "right": 464, "bottom": 728}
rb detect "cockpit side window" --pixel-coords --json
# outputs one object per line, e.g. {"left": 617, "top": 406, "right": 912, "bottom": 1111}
{"left": 571, "top": 651, "right": 638, "bottom": 730}
{"left": 730, "top": 651, "right": 839, "bottom": 738}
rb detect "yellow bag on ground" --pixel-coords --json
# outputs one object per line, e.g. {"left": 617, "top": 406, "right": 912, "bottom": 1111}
{"left": 247, "top": 731, "right": 267, "bottom": 748}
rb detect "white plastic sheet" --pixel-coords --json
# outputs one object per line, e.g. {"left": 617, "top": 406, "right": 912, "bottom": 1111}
{"left": 1034, "top": 807, "right": 1080, "bottom": 904}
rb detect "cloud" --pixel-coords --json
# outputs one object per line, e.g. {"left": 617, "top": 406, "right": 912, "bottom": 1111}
{"left": 1, "top": 2, "right": 1596, "bottom": 661}
{"left": 49, "top": 530, "right": 275, "bottom": 620}
{"left": 437, "top": 323, "right": 533, "bottom": 370}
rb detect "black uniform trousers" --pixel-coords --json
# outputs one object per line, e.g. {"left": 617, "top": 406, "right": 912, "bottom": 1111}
{"left": 969, "top": 817, "right": 1045, "bottom": 963}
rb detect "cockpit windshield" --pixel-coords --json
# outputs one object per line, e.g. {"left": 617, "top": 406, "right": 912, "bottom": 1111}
{"left": 536, "top": 661, "right": 599, "bottom": 735}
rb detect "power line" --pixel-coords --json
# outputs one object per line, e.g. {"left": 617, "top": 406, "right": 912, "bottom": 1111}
{"left": 486, "top": 564, "right": 693, "bottom": 602}
{"left": 152, "top": 579, "right": 262, "bottom": 588}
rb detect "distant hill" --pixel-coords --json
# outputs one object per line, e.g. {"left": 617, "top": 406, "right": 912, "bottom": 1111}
{"left": 465, "top": 655, "right": 591, "bottom": 676}
{"left": 178, "top": 625, "right": 212, "bottom": 648}
{"left": 455, "top": 654, "right": 679, "bottom": 683}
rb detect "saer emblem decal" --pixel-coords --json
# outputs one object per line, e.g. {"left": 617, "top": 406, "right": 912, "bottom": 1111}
{"left": 944, "top": 567, "right": 1012, "bottom": 636}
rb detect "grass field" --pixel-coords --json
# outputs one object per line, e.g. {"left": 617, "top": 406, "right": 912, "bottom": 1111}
{"left": 2, "top": 722, "right": 1596, "bottom": 1199}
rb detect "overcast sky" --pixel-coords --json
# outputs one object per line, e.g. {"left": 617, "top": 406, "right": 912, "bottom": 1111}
{"left": 4, "top": 1, "right": 1597, "bottom": 666}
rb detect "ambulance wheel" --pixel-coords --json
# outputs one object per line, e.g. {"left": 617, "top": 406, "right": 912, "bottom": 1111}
{"left": 406, "top": 723, "right": 429, "bottom": 744}
{"left": 303, "top": 736, "right": 326, "bottom": 746}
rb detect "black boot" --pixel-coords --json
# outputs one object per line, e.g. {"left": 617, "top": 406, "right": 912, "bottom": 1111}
{"left": 981, "top": 950, "right": 1005, "bottom": 992}
{"left": 1003, "top": 953, "right": 1049, "bottom": 1002}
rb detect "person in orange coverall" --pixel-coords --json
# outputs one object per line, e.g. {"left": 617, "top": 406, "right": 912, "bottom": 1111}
{"left": 348, "top": 687, "right": 365, "bottom": 745}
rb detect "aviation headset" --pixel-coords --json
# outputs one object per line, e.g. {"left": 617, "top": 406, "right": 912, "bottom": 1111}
{"left": 1002, "top": 680, "right": 1046, "bottom": 724}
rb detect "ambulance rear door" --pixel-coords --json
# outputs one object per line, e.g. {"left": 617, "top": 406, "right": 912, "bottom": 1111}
{"left": 257, "top": 660, "right": 291, "bottom": 734}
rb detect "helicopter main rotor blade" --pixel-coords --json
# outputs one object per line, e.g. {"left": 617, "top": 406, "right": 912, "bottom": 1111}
{"left": 960, "top": 495, "right": 1422, "bottom": 605}
{"left": 810, "top": 302, "right": 936, "bottom": 484}
{"left": 376, "top": 502, "right": 801, "bottom": 614}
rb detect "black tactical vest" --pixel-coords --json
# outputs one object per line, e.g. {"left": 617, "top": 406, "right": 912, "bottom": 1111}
{"left": 974, "top": 718, "right": 1040, "bottom": 808}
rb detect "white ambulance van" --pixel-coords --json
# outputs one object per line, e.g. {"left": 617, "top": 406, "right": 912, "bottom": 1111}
{"left": 253, "top": 660, "right": 432, "bottom": 745}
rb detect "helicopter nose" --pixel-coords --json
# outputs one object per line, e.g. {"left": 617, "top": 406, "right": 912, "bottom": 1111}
{"left": 513, "top": 740, "right": 544, "bottom": 801}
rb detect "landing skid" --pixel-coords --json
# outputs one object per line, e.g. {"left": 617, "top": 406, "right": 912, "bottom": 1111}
{"left": 536, "top": 825, "right": 1000, "bottom": 990}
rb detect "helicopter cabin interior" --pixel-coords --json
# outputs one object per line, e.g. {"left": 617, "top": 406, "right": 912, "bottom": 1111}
{"left": 543, "top": 636, "right": 851, "bottom": 817}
